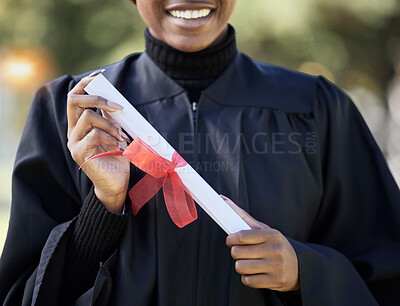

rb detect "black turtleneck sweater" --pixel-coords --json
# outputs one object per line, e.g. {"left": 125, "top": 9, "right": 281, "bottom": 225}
{"left": 62, "top": 25, "right": 238, "bottom": 303}
{"left": 145, "top": 24, "right": 237, "bottom": 102}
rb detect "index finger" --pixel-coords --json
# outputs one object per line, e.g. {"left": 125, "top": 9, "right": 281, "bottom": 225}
{"left": 67, "top": 69, "right": 104, "bottom": 96}
{"left": 66, "top": 95, "right": 123, "bottom": 138}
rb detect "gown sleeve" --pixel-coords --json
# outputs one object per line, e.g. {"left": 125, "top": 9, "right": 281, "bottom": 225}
{"left": 0, "top": 76, "right": 128, "bottom": 305}
{"left": 288, "top": 77, "right": 400, "bottom": 306}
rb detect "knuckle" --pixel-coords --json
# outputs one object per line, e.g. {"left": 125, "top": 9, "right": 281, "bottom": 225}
{"left": 276, "top": 248, "right": 285, "bottom": 261}
{"left": 277, "top": 275, "right": 286, "bottom": 287}
{"left": 276, "top": 264, "right": 285, "bottom": 275}
{"left": 69, "top": 147, "right": 78, "bottom": 161}
{"left": 93, "top": 127, "right": 102, "bottom": 135}
{"left": 270, "top": 228, "right": 279, "bottom": 236}
{"left": 237, "top": 231, "right": 245, "bottom": 244}
{"left": 82, "top": 109, "right": 94, "bottom": 119}
{"left": 94, "top": 95, "right": 106, "bottom": 104}
{"left": 271, "top": 229, "right": 283, "bottom": 243}
{"left": 91, "top": 128, "right": 100, "bottom": 137}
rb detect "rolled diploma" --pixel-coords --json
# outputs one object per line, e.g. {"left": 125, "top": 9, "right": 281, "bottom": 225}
{"left": 84, "top": 73, "right": 251, "bottom": 234}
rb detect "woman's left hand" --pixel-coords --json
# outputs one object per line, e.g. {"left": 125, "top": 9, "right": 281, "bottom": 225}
{"left": 222, "top": 195, "right": 300, "bottom": 292}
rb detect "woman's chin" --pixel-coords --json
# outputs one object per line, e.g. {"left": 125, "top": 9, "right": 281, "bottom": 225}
{"left": 160, "top": 26, "right": 228, "bottom": 53}
{"left": 165, "top": 36, "right": 216, "bottom": 52}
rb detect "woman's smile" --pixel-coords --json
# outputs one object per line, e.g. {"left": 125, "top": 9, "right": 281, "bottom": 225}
{"left": 166, "top": 8, "right": 215, "bottom": 29}
{"left": 165, "top": 1, "right": 216, "bottom": 21}
{"left": 134, "top": 0, "right": 237, "bottom": 52}
{"left": 168, "top": 9, "right": 212, "bottom": 20}
{"left": 165, "top": 2, "right": 217, "bottom": 29}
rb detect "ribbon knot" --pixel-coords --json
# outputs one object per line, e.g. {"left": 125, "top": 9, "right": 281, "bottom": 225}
{"left": 80, "top": 138, "right": 197, "bottom": 228}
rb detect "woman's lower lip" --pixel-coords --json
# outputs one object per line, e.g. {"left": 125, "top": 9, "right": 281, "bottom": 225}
{"left": 166, "top": 10, "right": 214, "bottom": 28}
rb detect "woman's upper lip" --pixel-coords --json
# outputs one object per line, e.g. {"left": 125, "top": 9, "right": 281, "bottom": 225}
{"left": 165, "top": 2, "right": 217, "bottom": 11}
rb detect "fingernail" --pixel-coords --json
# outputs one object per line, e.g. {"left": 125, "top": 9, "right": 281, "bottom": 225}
{"left": 88, "top": 69, "right": 105, "bottom": 77}
{"left": 116, "top": 129, "right": 124, "bottom": 142}
{"left": 120, "top": 130, "right": 131, "bottom": 143}
{"left": 118, "top": 129, "right": 130, "bottom": 142}
{"left": 107, "top": 101, "right": 124, "bottom": 110}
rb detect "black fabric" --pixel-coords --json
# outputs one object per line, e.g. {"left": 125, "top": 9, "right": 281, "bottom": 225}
{"left": 61, "top": 187, "right": 129, "bottom": 304}
{"left": 145, "top": 24, "right": 237, "bottom": 102}
{"left": 0, "top": 50, "right": 399, "bottom": 305}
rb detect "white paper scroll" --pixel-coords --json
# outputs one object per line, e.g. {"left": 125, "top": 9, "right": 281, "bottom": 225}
{"left": 85, "top": 73, "right": 251, "bottom": 234}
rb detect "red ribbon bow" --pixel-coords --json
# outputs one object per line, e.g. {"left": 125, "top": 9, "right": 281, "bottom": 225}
{"left": 80, "top": 138, "right": 197, "bottom": 228}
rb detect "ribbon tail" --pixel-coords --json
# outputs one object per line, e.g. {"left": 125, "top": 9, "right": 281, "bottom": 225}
{"left": 163, "top": 172, "right": 197, "bottom": 228}
{"left": 79, "top": 151, "right": 124, "bottom": 169}
{"left": 129, "top": 174, "right": 164, "bottom": 215}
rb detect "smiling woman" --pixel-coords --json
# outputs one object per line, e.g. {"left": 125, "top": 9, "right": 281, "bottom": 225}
{"left": 0, "top": 0, "right": 400, "bottom": 305}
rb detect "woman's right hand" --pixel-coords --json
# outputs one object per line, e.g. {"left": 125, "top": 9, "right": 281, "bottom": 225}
{"left": 67, "top": 71, "right": 130, "bottom": 214}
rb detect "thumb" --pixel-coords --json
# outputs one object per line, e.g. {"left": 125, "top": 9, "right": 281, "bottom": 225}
{"left": 220, "top": 195, "right": 270, "bottom": 230}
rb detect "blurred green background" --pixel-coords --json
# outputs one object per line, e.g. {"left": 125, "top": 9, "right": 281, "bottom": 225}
{"left": 0, "top": 0, "right": 400, "bottom": 252}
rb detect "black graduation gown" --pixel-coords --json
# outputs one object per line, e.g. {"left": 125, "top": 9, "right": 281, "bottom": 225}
{"left": 1, "top": 51, "right": 399, "bottom": 306}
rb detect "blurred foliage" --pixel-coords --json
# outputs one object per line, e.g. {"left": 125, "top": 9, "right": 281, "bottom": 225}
{"left": 0, "top": 0, "right": 398, "bottom": 97}
{"left": 0, "top": 0, "right": 145, "bottom": 76}
{"left": 233, "top": 0, "right": 400, "bottom": 99}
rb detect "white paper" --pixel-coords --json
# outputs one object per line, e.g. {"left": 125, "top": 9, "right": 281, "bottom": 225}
{"left": 85, "top": 74, "right": 251, "bottom": 234}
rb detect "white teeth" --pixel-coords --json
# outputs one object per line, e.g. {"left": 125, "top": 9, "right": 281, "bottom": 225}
{"left": 169, "top": 9, "right": 211, "bottom": 19}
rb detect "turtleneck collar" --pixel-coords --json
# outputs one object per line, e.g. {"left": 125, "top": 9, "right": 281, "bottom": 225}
{"left": 144, "top": 24, "right": 237, "bottom": 102}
